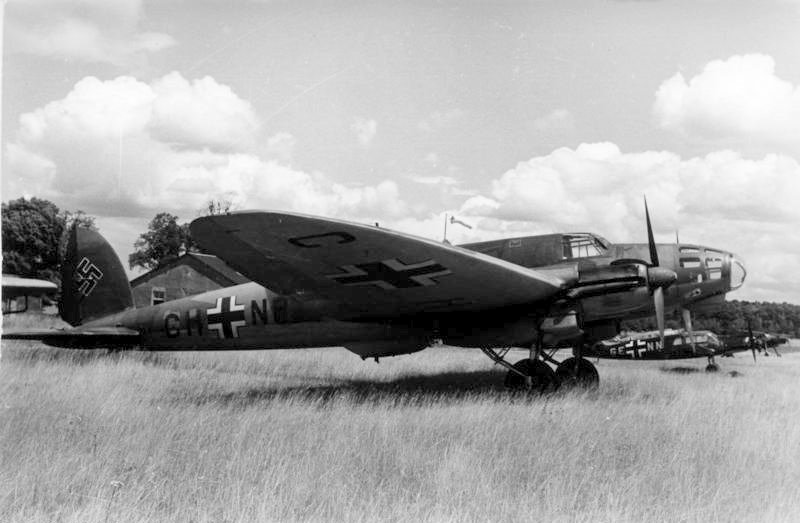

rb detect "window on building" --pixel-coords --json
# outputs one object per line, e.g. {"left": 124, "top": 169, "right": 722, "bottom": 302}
{"left": 151, "top": 287, "right": 166, "bottom": 306}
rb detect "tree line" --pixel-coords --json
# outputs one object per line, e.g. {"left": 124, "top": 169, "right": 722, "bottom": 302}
{"left": 2, "top": 197, "right": 232, "bottom": 286}
{"left": 623, "top": 300, "right": 800, "bottom": 337}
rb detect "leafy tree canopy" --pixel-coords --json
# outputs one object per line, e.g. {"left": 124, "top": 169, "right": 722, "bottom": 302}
{"left": 623, "top": 299, "right": 800, "bottom": 338}
{"left": 128, "top": 199, "right": 236, "bottom": 271}
{"left": 2, "top": 197, "right": 96, "bottom": 283}
{"left": 128, "top": 212, "right": 195, "bottom": 271}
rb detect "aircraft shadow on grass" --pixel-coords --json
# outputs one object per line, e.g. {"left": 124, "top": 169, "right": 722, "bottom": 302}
{"left": 182, "top": 369, "right": 512, "bottom": 406}
{"left": 659, "top": 365, "right": 743, "bottom": 377}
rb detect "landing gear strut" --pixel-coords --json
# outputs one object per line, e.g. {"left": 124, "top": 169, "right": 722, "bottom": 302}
{"left": 705, "top": 356, "right": 719, "bottom": 373}
{"left": 480, "top": 344, "right": 599, "bottom": 392}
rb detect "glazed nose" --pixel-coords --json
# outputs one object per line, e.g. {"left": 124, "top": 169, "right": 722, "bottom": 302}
{"left": 730, "top": 255, "right": 746, "bottom": 290}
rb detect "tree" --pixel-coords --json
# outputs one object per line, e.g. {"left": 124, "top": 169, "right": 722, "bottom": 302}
{"left": 2, "top": 197, "right": 97, "bottom": 283}
{"left": 202, "top": 198, "right": 233, "bottom": 216}
{"left": 128, "top": 212, "right": 194, "bottom": 271}
{"left": 58, "top": 209, "right": 98, "bottom": 261}
{"left": 127, "top": 200, "right": 237, "bottom": 271}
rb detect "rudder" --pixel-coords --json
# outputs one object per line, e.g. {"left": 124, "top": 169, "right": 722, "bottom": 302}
{"left": 59, "top": 225, "right": 133, "bottom": 326}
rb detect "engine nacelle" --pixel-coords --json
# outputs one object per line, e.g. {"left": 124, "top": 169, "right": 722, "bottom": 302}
{"left": 566, "top": 263, "right": 647, "bottom": 299}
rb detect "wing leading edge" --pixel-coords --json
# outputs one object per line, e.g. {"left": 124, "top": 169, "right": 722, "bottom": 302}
{"left": 190, "top": 211, "right": 565, "bottom": 318}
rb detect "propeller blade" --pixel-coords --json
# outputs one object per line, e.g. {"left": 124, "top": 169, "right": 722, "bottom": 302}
{"left": 645, "top": 196, "right": 659, "bottom": 267}
{"left": 654, "top": 287, "right": 665, "bottom": 348}
{"left": 682, "top": 307, "right": 696, "bottom": 356}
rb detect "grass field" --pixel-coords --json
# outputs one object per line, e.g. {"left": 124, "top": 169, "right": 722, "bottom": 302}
{"left": 2, "top": 314, "right": 800, "bottom": 522}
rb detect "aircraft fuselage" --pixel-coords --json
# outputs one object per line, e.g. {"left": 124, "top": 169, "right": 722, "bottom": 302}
{"left": 85, "top": 282, "right": 430, "bottom": 357}
{"left": 76, "top": 234, "right": 745, "bottom": 357}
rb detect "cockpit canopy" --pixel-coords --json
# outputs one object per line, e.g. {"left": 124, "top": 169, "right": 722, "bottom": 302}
{"left": 461, "top": 232, "right": 611, "bottom": 268}
{"left": 562, "top": 233, "right": 610, "bottom": 260}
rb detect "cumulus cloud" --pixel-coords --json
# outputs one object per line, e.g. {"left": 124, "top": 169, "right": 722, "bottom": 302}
{"left": 351, "top": 117, "right": 377, "bottom": 146}
{"left": 460, "top": 143, "right": 800, "bottom": 232}
{"left": 654, "top": 54, "right": 800, "bottom": 151}
{"left": 4, "top": 73, "right": 408, "bottom": 222}
{"left": 6, "top": 0, "right": 175, "bottom": 65}
{"left": 150, "top": 72, "right": 260, "bottom": 151}
{"left": 451, "top": 143, "right": 800, "bottom": 301}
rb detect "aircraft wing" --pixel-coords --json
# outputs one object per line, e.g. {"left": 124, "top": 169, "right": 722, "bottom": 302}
{"left": 2, "top": 275, "right": 57, "bottom": 297}
{"left": 2, "top": 326, "right": 140, "bottom": 349}
{"left": 190, "top": 211, "right": 565, "bottom": 318}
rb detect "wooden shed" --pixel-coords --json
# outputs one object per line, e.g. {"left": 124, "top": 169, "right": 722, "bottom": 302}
{"left": 130, "top": 253, "right": 250, "bottom": 308}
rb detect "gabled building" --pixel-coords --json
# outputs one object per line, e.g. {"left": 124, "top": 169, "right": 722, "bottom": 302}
{"left": 130, "top": 253, "right": 250, "bottom": 307}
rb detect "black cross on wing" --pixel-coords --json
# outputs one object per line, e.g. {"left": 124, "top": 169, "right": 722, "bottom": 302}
{"left": 325, "top": 258, "right": 452, "bottom": 290}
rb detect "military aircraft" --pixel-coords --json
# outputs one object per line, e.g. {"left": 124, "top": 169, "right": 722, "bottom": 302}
{"left": 3, "top": 205, "right": 746, "bottom": 391}
{"left": 721, "top": 328, "right": 789, "bottom": 360}
{"left": 587, "top": 329, "right": 727, "bottom": 371}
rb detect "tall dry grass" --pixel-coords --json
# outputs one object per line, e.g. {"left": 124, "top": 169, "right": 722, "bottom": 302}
{"left": 2, "top": 325, "right": 799, "bottom": 522}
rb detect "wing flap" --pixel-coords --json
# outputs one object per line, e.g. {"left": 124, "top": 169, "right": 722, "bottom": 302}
{"left": 190, "top": 211, "right": 564, "bottom": 317}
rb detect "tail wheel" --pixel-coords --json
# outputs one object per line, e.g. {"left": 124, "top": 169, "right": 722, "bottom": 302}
{"left": 504, "top": 359, "right": 558, "bottom": 393}
{"left": 555, "top": 357, "right": 599, "bottom": 389}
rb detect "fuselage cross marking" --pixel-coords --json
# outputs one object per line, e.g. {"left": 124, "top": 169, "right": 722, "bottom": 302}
{"left": 207, "top": 295, "right": 246, "bottom": 339}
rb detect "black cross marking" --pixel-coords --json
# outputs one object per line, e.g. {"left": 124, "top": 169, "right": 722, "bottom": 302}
{"left": 207, "top": 296, "right": 246, "bottom": 339}
{"left": 326, "top": 259, "right": 452, "bottom": 290}
{"left": 75, "top": 257, "right": 103, "bottom": 296}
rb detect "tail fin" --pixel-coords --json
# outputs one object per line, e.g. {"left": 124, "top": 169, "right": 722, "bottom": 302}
{"left": 59, "top": 225, "right": 133, "bottom": 326}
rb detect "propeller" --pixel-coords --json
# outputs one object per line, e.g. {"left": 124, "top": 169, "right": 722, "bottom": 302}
{"left": 643, "top": 197, "right": 677, "bottom": 349}
{"left": 645, "top": 197, "right": 659, "bottom": 267}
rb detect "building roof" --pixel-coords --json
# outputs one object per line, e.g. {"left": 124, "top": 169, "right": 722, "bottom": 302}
{"left": 129, "top": 252, "right": 250, "bottom": 287}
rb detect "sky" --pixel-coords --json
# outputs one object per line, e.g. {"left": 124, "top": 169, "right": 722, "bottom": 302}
{"left": 3, "top": 0, "right": 800, "bottom": 303}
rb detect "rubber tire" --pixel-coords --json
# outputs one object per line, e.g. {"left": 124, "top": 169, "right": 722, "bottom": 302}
{"left": 705, "top": 363, "right": 720, "bottom": 373}
{"left": 555, "top": 357, "right": 600, "bottom": 389}
{"left": 504, "top": 359, "right": 558, "bottom": 393}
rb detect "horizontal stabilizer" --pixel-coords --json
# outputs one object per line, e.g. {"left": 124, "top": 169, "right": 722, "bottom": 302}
{"left": 2, "top": 326, "right": 140, "bottom": 349}
{"left": 2, "top": 275, "right": 57, "bottom": 297}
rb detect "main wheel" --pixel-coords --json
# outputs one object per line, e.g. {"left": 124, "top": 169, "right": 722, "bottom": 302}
{"left": 504, "top": 359, "right": 558, "bottom": 393}
{"left": 555, "top": 357, "right": 599, "bottom": 389}
{"left": 705, "top": 363, "right": 719, "bottom": 373}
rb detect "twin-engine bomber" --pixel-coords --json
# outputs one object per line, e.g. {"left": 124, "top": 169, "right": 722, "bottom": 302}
{"left": 4, "top": 205, "right": 746, "bottom": 391}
